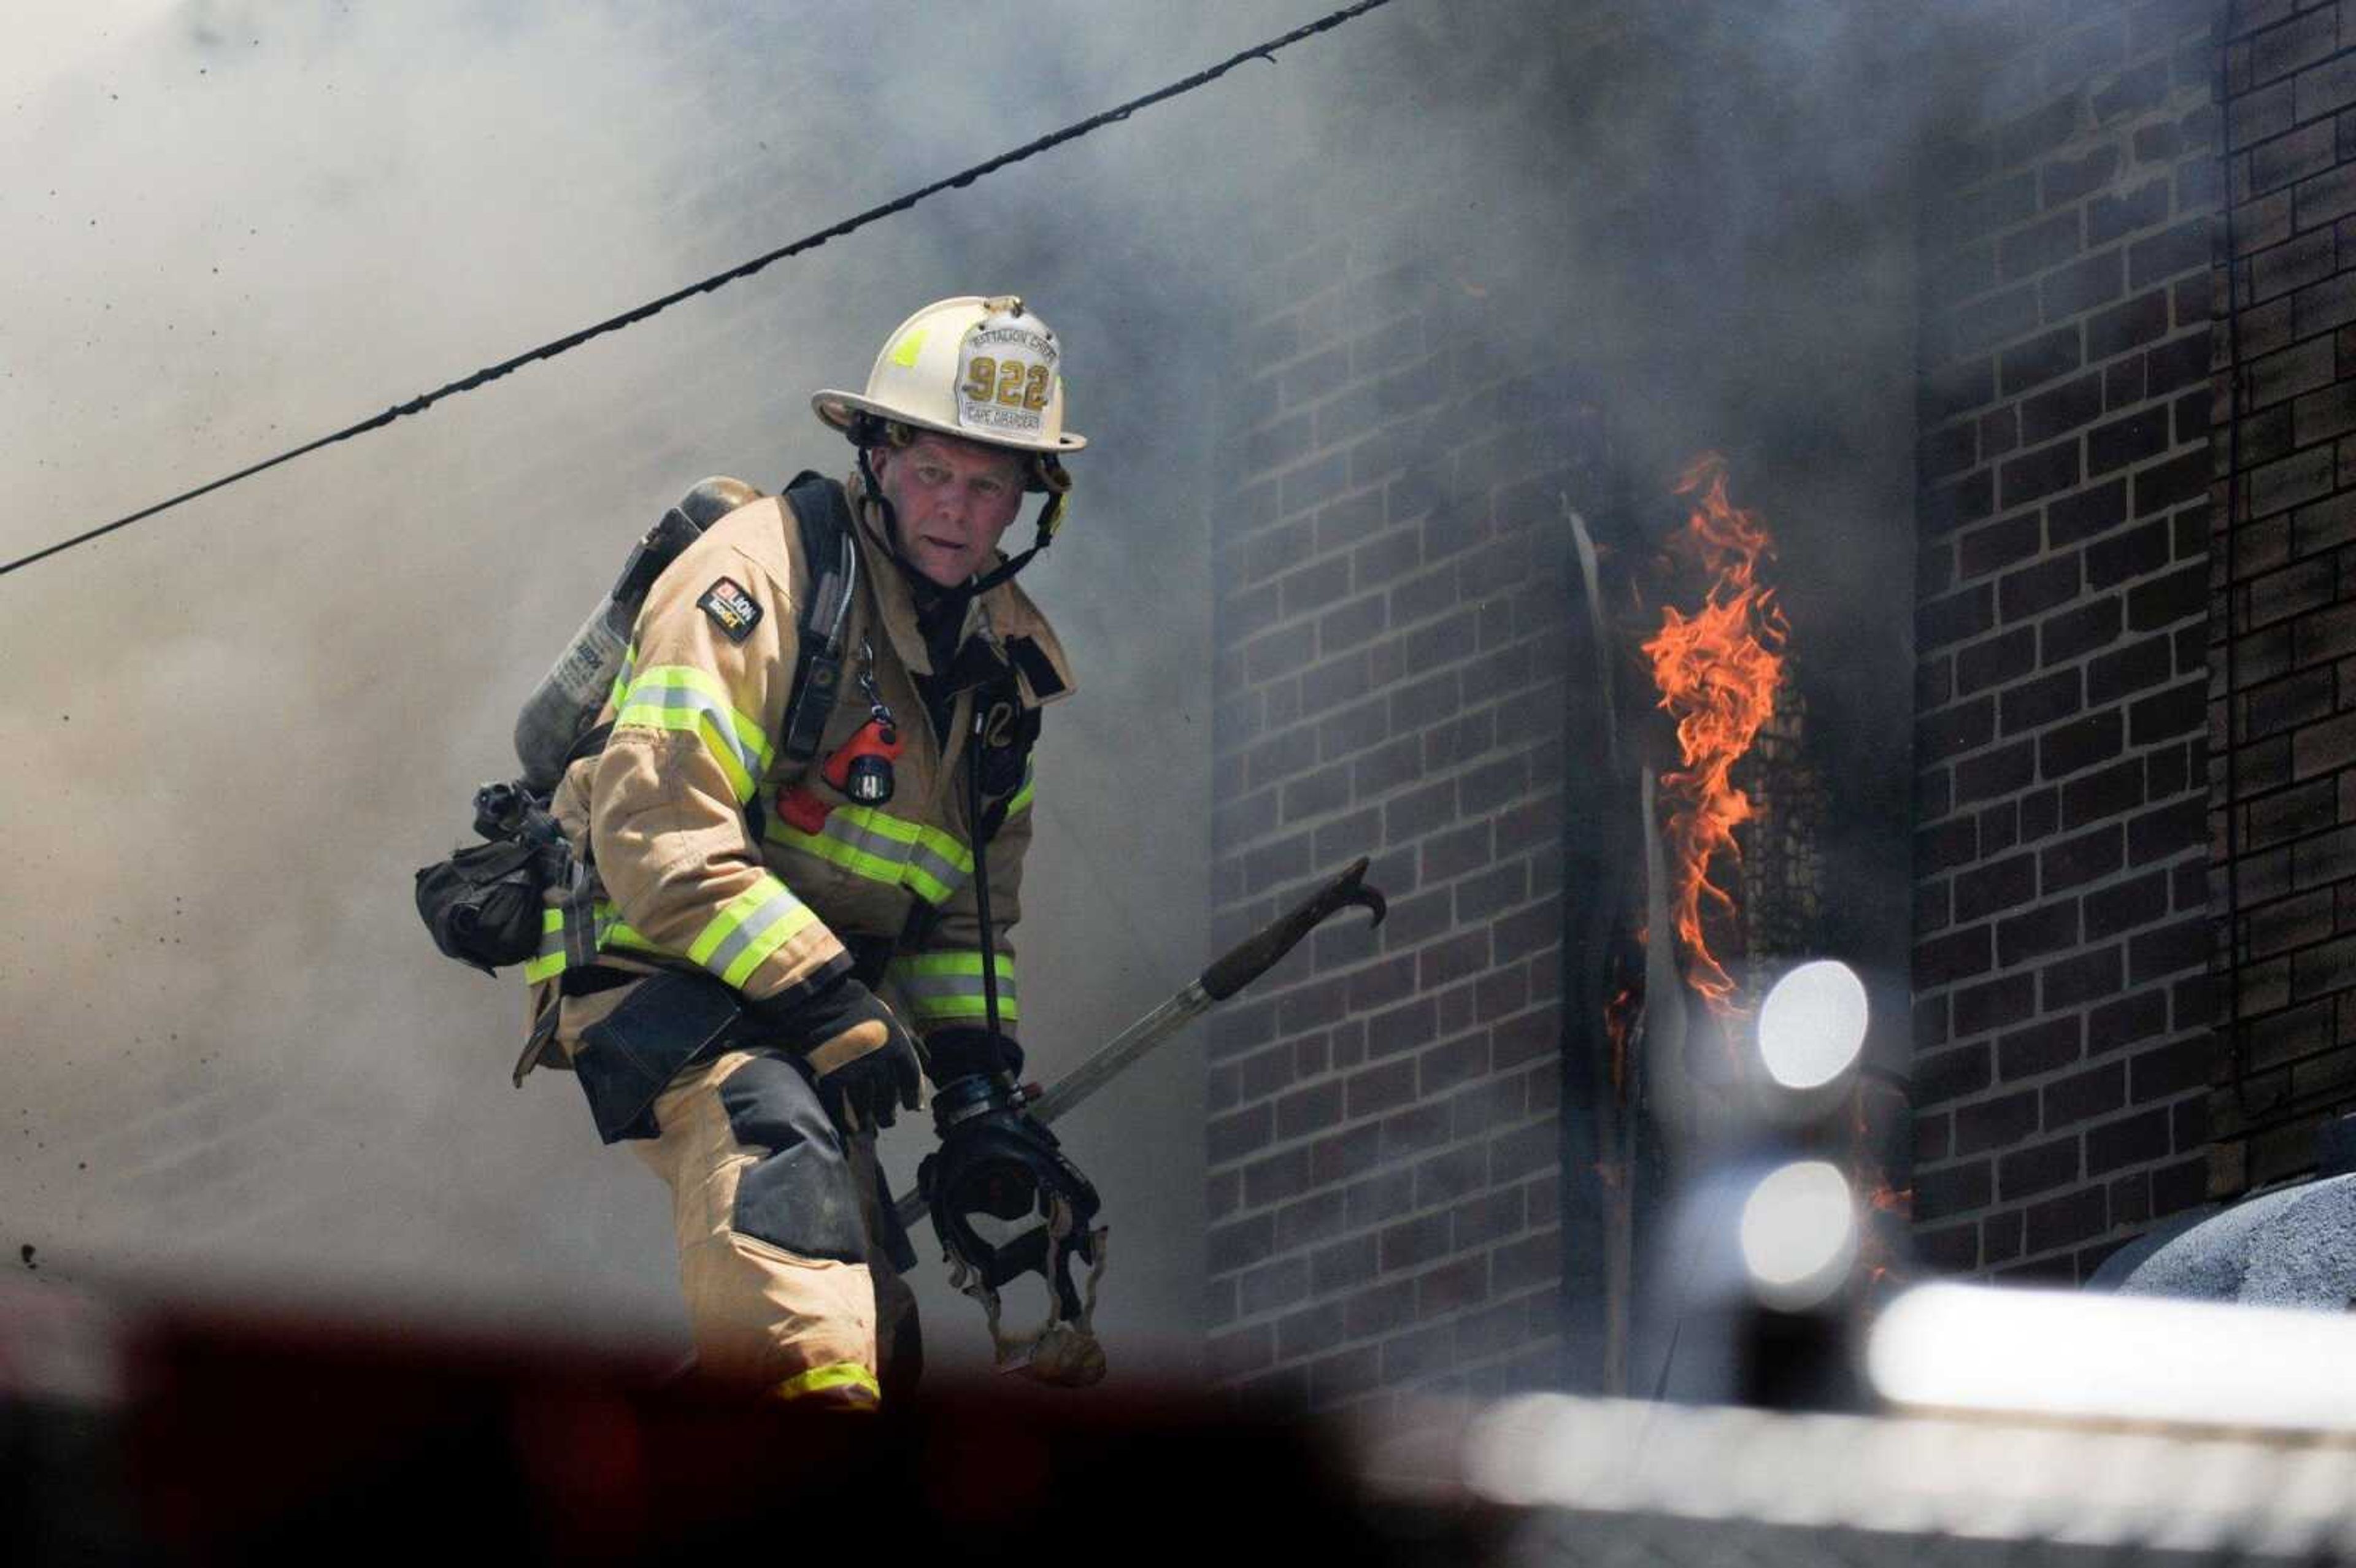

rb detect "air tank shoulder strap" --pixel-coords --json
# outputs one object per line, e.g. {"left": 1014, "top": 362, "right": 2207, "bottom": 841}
{"left": 779, "top": 471, "right": 859, "bottom": 764}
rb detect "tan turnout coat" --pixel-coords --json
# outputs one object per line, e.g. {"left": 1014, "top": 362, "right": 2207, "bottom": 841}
{"left": 520, "top": 469, "right": 1074, "bottom": 1077}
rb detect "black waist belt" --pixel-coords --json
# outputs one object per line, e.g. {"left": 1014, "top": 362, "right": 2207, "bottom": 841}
{"left": 559, "top": 964, "right": 637, "bottom": 999}
{"left": 564, "top": 938, "right": 895, "bottom": 1003}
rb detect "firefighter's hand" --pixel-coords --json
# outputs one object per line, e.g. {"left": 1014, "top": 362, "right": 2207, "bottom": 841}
{"left": 750, "top": 976, "right": 923, "bottom": 1131}
{"left": 917, "top": 1025, "right": 1024, "bottom": 1090}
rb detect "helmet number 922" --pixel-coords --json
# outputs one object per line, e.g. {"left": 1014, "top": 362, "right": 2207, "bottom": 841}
{"left": 963, "top": 356, "right": 1052, "bottom": 412}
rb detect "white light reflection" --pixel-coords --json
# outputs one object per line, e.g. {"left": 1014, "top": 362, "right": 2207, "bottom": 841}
{"left": 1738, "top": 1159, "right": 1857, "bottom": 1310}
{"left": 1868, "top": 1283, "right": 2356, "bottom": 1434}
{"left": 1756, "top": 958, "right": 1869, "bottom": 1091}
{"left": 1445, "top": 1389, "right": 2356, "bottom": 1556}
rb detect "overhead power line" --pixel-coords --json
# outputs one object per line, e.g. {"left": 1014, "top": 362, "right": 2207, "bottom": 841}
{"left": 2, "top": 0, "right": 1401, "bottom": 580}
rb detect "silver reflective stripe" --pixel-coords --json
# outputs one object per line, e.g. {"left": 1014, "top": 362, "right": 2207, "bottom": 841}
{"left": 899, "top": 966, "right": 1017, "bottom": 1008}
{"left": 820, "top": 812, "right": 971, "bottom": 901}
{"left": 903, "top": 840, "right": 970, "bottom": 899}
{"left": 700, "top": 886, "right": 804, "bottom": 982}
{"left": 629, "top": 681, "right": 767, "bottom": 789}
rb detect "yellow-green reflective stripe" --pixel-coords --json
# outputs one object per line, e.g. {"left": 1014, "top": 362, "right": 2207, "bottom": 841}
{"left": 891, "top": 951, "right": 1020, "bottom": 1024}
{"left": 894, "top": 951, "right": 1014, "bottom": 979}
{"left": 1007, "top": 762, "right": 1034, "bottom": 816}
{"left": 819, "top": 806, "right": 972, "bottom": 880}
{"left": 772, "top": 1361, "right": 879, "bottom": 1404}
{"left": 614, "top": 666, "right": 775, "bottom": 804}
{"left": 768, "top": 807, "right": 972, "bottom": 905}
{"left": 842, "top": 807, "right": 969, "bottom": 903}
{"left": 524, "top": 902, "right": 670, "bottom": 983}
{"left": 772, "top": 821, "right": 906, "bottom": 885}
{"left": 686, "top": 878, "right": 818, "bottom": 989}
{"left": 607, "top": 640, "right": 639, "bottom": 712}
{"left": 526, "top": 907, "right": 574, "bottom": 984}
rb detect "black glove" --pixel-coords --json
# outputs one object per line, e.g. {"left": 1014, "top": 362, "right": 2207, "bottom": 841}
{"left": 919, "top": 1025, "right": 1024, "bottom": 1089}
{"left": 748, "top": 975, "right": 922, "bottom": 1131}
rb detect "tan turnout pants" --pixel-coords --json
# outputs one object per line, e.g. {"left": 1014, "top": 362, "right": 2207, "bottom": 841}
{"left": 549, "top": 984, "right": 920, "bottom": 1407}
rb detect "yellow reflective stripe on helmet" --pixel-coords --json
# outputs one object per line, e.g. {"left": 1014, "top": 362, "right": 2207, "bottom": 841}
{"left": 890, "top": 950, "right": 1019, "bottom": 1027}
{"left": 889, "top": 329, "right": 926, "bottom": 369}
{"left": 686, "top": 876, "right": 818, "bottom": 990}
{"left": 771, "top": 1361, "right": 880, "bottom": 1404}
{"left": 767, "top": 805, "right": 974, "bottom": 905}
{"left": 613, "top": 666, "right": 775, "bottom": 804}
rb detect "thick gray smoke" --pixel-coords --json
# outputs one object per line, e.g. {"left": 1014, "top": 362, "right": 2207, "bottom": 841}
{"left": 2, "top": 0, "right": 1984, "bottom": 1381}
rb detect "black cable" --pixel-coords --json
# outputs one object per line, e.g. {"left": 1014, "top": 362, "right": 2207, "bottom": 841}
{"left": 1, "top": 0, "right": 1403, "bottom": 581}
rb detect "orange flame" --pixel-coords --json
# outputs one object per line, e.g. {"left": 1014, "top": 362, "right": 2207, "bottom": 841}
{"left": 1641, "top": 453, "right": 1787, "bottom": 1015}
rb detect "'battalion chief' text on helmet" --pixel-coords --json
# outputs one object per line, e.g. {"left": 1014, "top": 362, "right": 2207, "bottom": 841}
{"left": 813, "top": 295, "right": 1087, "bottom": 458}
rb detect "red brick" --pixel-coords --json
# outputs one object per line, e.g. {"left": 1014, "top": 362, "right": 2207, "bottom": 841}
{"left": 1341, "top": 1278, "right": 1417, "bottom": 1340}
{"left": 2087, "top": 1107, "right": 2173, "bottom": 1174}
{"left": 1211, "top": 1324, "right": 1274, "bottom": 1380}
{"left": 1955, "top": 973, "right": 2037, "bottom": 1036}
{"left": 1915, "top": 1159, "right": 1994, "bottom": 1221}
{"left": 1955, "top": 1088, "right": 2040, "bottom": 1154}
{"left": 1999, "top": 1016, "right": 2083, "bottom": 1080}
{"left": 1492, "top": 1228, "right": 1561, "bottom": 1293}
{"left": 1417, "top": 1255, "right": 1492, "bottom": 1318}
{"left": 1209, "top": 1103, "right": 1274, "bottom": 1167}
{"left": 1999, "top": 1136, "right": 2081, "bottom": 1200}
{"left": 1239, "top": 1256, "right": 1311, "bottom": 1316}
{"left": 1343, "top": 1059, "right": 1416, "bottom": 1121}
{"left": 2023, "top": 1185, "right": 2109, "bottom": 1252}
{"left": 2001, "top": 439, "right": 2085, "bottom": 509}
{"left": 1209, "top": 1213, "right": 1276, "bottom": 1276}
{"left": 2043, "top": 942, "right": 2127, "bottom": 1009}
{"left": 2046, "top": 1059, "right": 2128, "bottom": 1124}
{"left": 2039, "top": 709, "right": 2125, "bottom": 778}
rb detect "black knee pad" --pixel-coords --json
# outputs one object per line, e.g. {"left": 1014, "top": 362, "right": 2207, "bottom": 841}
{"left": 718, "top": 1053, "right": 869, "bottom": 1264}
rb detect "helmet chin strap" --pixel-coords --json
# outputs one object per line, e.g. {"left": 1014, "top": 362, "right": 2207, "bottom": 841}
{"left": 855, "top": 440, "right": 905, "bottom": 556}
{"left": 964, "top": 504, "right": 1055, "bottom": 596}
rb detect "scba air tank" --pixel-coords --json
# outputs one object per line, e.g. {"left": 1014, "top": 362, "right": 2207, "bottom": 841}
{"left": 512, "top": 477, "right": 762, "bottom": 791}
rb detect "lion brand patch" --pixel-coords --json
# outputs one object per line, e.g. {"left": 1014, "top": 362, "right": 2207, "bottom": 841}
{"left": 697, "top": 577, "right": 763, "bottom": 644}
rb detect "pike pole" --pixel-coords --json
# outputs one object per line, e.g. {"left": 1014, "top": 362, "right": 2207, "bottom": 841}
{"left": 895, "top": 856, "right": 1387, "bottom": 1229}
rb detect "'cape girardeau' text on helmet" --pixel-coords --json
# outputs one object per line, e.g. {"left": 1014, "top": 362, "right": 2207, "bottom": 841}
{"left": 813, "top": 296, "right": 1087, "bottom": 457}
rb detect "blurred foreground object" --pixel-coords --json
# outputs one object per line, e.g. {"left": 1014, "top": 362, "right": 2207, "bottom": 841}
{"left": 1, "top": 1289, "right": 1412, "bottom": 1564}
{"left": 1869, "top": 1281, "right": 2356, "bottom": 1435}
{"left": 1369, "top": 1385, "right": 2356, "bottom": 1564}
{"left": 13, "top": 1279, "right": 2356, "bottom": 1562}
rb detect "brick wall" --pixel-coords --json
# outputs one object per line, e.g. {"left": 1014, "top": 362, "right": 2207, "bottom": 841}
{"left": 1910, "top": 0, "right": 2222, "bottom": 1280}
{"left": 1200, "top": 183, "right": 1607, "bottom": 1406}
{"left": 2209, "top": 1, "right": 2356, "bottom": 1193}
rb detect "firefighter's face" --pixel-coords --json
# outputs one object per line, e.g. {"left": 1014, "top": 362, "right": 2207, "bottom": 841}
{"left": 869, "top": 434, "right": 1026, "bottom": 587}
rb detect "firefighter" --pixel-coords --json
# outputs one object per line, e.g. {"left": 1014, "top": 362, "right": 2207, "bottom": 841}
{"left": 518, "top": 296, "right": 1091, "bottom": 1407}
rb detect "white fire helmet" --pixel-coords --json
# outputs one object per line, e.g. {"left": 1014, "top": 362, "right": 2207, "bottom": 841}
{"left": 813, "top": 295, "right": 1087, "bottom": 457}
